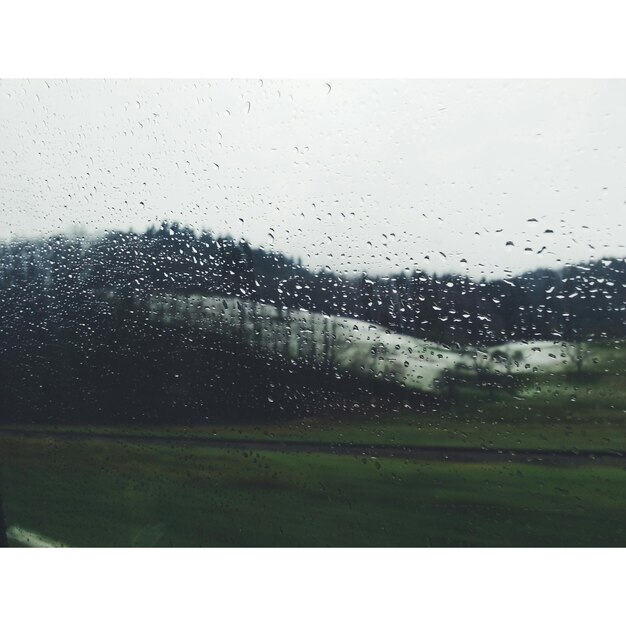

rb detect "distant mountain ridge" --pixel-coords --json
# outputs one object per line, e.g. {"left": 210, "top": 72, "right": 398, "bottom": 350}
{"left": 1, "top": 221, "right": 624, "bottom": 347}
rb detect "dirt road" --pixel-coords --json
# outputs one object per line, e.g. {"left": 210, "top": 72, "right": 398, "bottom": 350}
{"left": 1, "top": 428, "right": 623, "bottom": 465}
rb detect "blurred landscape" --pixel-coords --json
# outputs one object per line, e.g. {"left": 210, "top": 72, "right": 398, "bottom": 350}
{"left": 0, "top": 224, "right": 624, "bottom": 547}
{"left": 1, "top": 223, "right": 624, "bottom": 419}
{"left": 0, "top": 79, "right": 624, "bottom": 547}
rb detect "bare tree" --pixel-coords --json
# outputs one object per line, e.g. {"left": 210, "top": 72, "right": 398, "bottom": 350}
{"left": 491, "top": 348, "right": 525, "bottom": 374}
{"left": 565, "top": 341, "right": 591, "bottom": 374}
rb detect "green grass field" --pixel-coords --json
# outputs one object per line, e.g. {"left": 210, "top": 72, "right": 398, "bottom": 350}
{"left": 1, "top": 434, "right": 624, "bottom": 547}
{"left": 1, "top": 341, "right": 624, "bottom": 547}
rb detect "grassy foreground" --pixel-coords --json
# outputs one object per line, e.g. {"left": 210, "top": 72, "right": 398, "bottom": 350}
{"left": 1, "top": 434, "right": 624, "bottom": 547}
{"left": 1, "top": 342, "right": 624, "bottom": 546}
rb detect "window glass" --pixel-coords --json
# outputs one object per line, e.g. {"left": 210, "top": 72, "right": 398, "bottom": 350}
{"left": 0, "top": 79, "right": 624, "bottom": 547}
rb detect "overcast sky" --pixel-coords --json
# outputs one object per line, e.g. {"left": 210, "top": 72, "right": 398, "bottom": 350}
{"left": 0, "top": 79, "right": 624, "bottom": 279}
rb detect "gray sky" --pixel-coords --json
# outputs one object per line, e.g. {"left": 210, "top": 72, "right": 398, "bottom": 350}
{"left": 0, "top": 79, "right": 624, "bottom": 278}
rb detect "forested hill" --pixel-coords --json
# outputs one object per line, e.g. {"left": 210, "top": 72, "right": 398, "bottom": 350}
{"left": 1, "top": 222, "right": 624, "bottom": 347}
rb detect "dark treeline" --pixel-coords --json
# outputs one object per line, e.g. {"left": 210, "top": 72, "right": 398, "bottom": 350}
{"left": 0, "top": 294, "right": 426, "bottom": 424}
{"left": 0, "top": 223, "right": 439, "bottom": 424}
{"left": 1, "top": 221, "right": 623, "bottom": 424}
{"left": 1, "top": 221, "right": 624, "bottom": 348}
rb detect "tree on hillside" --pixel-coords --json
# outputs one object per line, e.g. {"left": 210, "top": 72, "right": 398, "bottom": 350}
{"left": 491, "top": 348, "right": 525, "bottom": 375}
{"left": 565, "top": 341, "right": 591, "bottom": 375}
